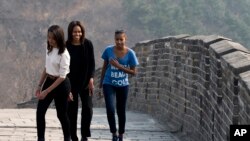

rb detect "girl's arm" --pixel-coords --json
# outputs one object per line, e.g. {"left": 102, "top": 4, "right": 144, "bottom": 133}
{"left": 38, "top": 77, "right": 65, "bottom": 100}
{"left": 45, "top": 49, "right": 70, "bottom": 93}
{"left": 38, "top": 51, "right": 70, "bottom": 99}
{"left": 99, "top": 61, "right": 108, "bottom": 88}
{"left": 35, "top": 68, "right": 47, "bottom": 97}
{"left": 45, "top": 77, "right": 65, "bottom": 93}
{"left": 37, "top": 68, "right": 47, "bottom": 88}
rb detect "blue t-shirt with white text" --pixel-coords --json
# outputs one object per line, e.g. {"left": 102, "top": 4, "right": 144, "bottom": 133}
{"left": 101, "top": 45, "right": 139, "bottom": 87}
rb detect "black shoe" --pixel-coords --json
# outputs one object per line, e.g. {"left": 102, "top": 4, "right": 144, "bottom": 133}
{"left": 64, "top": 137, "right": 71, "bottom": 141}
{"left": 81, "top": 137, "right": 88, "bottom": 141}
{"left": 118, "top": 136, "right": 123, "bottom": 141}
{"left": 38, "top": 138, "right": 45, "bottom": 141}
{"left": 72, "top": 136, "right": 79, "bottom": 141}
{"left": 112, "top": 136, "right": 118, "bottom": 141}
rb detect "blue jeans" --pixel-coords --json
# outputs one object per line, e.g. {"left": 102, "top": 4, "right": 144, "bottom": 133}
{"left": 103, "top": 84, "right": 129, "bottom": 134}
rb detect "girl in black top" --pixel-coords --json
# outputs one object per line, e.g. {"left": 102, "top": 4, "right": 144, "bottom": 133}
{"left": 66, "top": 21, "right": 95, "bottom": 141}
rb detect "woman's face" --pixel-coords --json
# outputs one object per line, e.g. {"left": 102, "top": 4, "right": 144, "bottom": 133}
{"left": 48, "top": 32, "right": 57, "bottom": 47}
{"left": 72, "top": 25, "right": 82, "bottom": 42}
{"left": 115, "top": 33, "right": 126, "bottom": 48}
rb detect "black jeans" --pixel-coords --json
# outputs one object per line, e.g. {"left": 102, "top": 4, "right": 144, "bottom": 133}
{"left": 103, "top": 84, "right": 129, "bottom": 134}
{"left": 68, "top": 87, "right": 93, "bottom": 141}
{"left": 36, "top": 77, "right": 71, "bottom": 140}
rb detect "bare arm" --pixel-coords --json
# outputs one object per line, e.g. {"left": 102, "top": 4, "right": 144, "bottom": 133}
{"left": 99, "top": 61, "right": 108, "bottom": 88}
{"left": 35, "top": 68, "right": 47, "bottom": 97}
{"left": 46, "top": 77, "right": 65, "bottom": 93}
{"left": 38, "top": 77, "right": 65, "bottom": 100}
{"left": 38, "top": 68, "right": 65, "bottom": 92}
{"left": 88, "top": 77, "right": 94, "bottom": 96}
{"left": 38, "top": 68, "right": 47, "bottom": 87}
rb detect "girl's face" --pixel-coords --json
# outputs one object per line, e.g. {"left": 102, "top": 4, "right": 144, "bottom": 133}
{"left": 48, "top": 32, "right": 57, "bottom": 48}
{"left": 72, "top": 25, "right": 82, "bottom": 42}
{"left": 115, "top": 33, "right": 126, "bottom": 48}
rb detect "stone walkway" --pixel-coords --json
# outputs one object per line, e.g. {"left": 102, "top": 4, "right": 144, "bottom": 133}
{"left": 0, "top": 108, "right": 180, "bottom": 141}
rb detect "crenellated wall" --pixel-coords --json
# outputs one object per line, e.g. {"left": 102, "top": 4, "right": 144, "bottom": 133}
{"left": 93, "top": 34, "right": 250, "bottom": 141}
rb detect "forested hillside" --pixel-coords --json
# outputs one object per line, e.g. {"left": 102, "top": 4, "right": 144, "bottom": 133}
{"left": 0, "top": 0, "right": 130, "bottom": 107}
{"left": 123, "top": 0, "right": 250, "bottom": 48}
{"left": 1, "top": 0, "right": 250, "bottom": 107}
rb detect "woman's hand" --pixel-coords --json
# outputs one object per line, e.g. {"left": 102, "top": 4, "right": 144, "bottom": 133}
{"left": 68, "top": 92, "right": 74, "bottom": 101}
{"left": 35, "top": 86, "right": 41, "bottom": 98}
{"left": 88, "top": 78, "right": 94, "bottom": 96}
{"left": 38, "top": 89, "right": 49, "bottom": 100}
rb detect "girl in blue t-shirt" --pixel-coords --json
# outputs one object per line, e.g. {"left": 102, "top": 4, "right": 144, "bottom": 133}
{"left": 99, "top": 30, "right": 139, "bottom": 141}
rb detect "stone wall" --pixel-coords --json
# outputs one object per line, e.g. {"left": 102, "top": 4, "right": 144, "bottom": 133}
{"left": 93, "top": 34, "right": 250, "bottom": 141}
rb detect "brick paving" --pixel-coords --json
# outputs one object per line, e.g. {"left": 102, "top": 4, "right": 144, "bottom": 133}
{"left": 0, "top": 108, "right": 180, "bottom": 141}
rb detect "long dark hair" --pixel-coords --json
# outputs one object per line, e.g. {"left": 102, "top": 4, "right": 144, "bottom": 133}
{"left": 66, "top": 21, "right": 85, "bottom": 44}
{"left": 47, "top": 25, "right": 66, "bottom": 54}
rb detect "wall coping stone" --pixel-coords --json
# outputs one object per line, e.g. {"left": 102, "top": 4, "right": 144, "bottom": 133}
{"left": 136, "top": 34, "right": 190, "bottom": 46}
{"left": 210, "top": 40, "right": 249, "bottom": 57}
{"left": 239, "top": 71, "right": 250, "bottom": 95}
{"left": 222, "top": 51, "right": 250, "bottom": 75}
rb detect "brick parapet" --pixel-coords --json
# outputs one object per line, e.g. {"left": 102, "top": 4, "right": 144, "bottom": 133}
{"left": 121, "top": 35, "right": 250, "bottom": 141}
